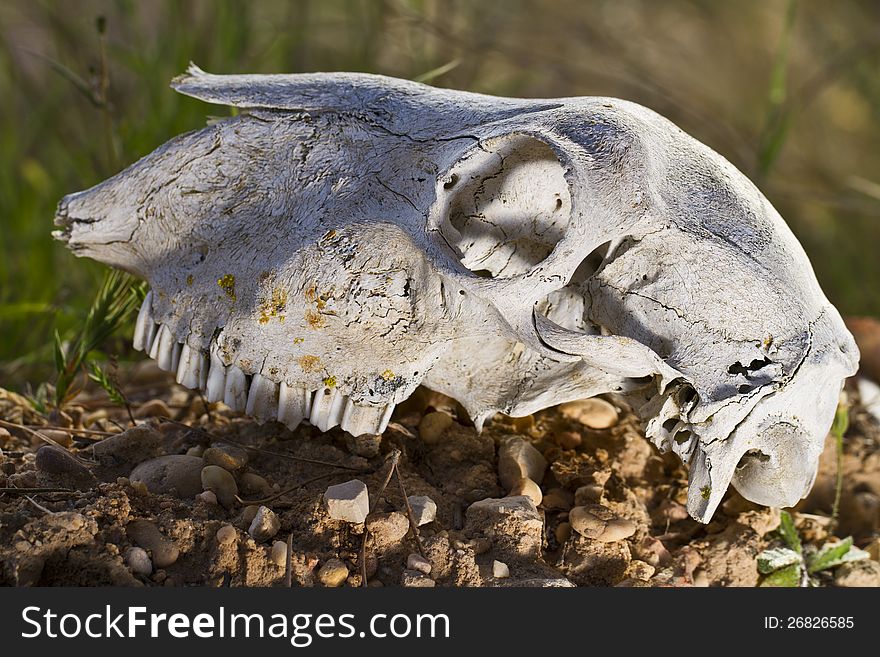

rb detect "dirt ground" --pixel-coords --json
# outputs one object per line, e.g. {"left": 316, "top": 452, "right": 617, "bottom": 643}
{"left": 1, "top": 361, "right": 878, "bottom": 588}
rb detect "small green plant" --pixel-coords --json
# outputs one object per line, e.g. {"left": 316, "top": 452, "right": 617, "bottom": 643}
{"left": 53, "top": 270, "right": 143, "bottom": 408}
{"left": 830, "top": 399, "right": 849, "bottom": 525}
{"left": 88, "top": 358, "right": 135, "bottom": 425}
{"left": 757, "top": 510, "right": 869, "bottom": 587}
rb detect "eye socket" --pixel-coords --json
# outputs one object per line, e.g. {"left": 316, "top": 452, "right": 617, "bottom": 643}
{"left": 437, "top": 134, "right": 571, "bottom": 279}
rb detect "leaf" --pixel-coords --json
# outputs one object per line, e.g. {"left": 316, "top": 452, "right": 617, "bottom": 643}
{"left": 778, "top": 509, "right": 802, "bottom": 554}
{"left": 759, "top": 563, "right": 802, "bottom": 587}
{"left": 757, "top": 547, "right": 802, "bottom": 574}
{"left": 808, "top": 538, "right": 869, "bottom": 573}
{"left": 831, "top": 403, "right": 849, "bottom": 439}
{"left": 53, "top": 329, "right": 65, "bottom": 374}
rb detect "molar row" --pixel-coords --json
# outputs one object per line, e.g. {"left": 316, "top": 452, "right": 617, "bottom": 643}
{"left": 134, "top": 293, "right": 394, "bottom": 436}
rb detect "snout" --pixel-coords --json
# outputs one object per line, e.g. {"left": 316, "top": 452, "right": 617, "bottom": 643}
{"left": 731, "top": 422, "right": 820, "bottom": 508}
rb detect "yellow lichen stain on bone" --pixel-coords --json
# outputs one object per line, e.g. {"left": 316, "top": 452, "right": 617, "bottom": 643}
{"left": 293, "top": 337, "right": 304, "bottom": 345}
{"left": 186, "top": 274, "right": 193, "bottom": 286}
{"left": 298, "top": 355, "right": 322, "bottom": 373}
{"left": 259, "top": 287, "right": 288, "bottom": 325}
{"left": 305, "top": 309, "right": 326, "bottom": 329}
{"left": 323, "top": 375, "right": 337, "bottom": 388}
{"left": 217, "top": 274, "right": 236, "bottom": 302}
{"left": 381, "top": 370, "right": 395, "bottom": 381}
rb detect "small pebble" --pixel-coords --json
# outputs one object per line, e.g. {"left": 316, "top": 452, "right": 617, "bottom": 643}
{"left": 203, "top": 445, "right": 248, "bottom": 472}
{"left": 344, "top": 432, "right": 382, "bottom": 458}
{"left": 366, "top": 512, "right": 410, "bottom": 550}
{"left": 324, "top": 479, "right": 370, "bottom": 523}
{"left": 497, "top": 437, "right": 547, "bottom": 490}
{"left": 569, "top": 506, "right": 607, "bottom": 539}
{"left": 600, "top": 518, "right": 636, "bottom": 543}
{"left": 508, "top": 477, "right": 542, "bottom": 506}
{"left": 248, "top": 506, "right": 281, "bottom": 543}
{"left": 418, "top": 411, "right": 453, "bottom": 444}
{"left": 216, "top": 524, "right": 238, "bottom": 545}
{"left": 34, "top": 445, "right": 96, "bottom": 491}
{"left": 692, "top": 568, "right": 710, "bottom": 587}
{"left": 186, "top": 446, "right": 205, "bottom": 457}
{"left": 555, "top": 521, "right": 572, "bottom": 543}
{"left": 124, "top": 547, "right": 153, "bottom": 577}
{"left": 401, "top": 569, "right": 435, "bottom": 587}
{"left": 38, "top": 429, "right": 74, "bottom": 448}
{"left": 492, "top": 560, "right": 510, "bottom": 579}
{"left": 559, "top": 398, "right": 619, "bottom": 429}
{"left": 270, "top": 540, "right": 288, "bottom": 567}
{"left": 625, "top": 560, "right": 655, "bottom": 582}
{"left": 406, "top": 553, "right": 432, "bottom": 575}
{"left": 865, "top": 538, "right": 880, "bottom": 562}
{"left": 318, "top": 559, "right": 349, "bottom": 587}
{"left": 134, "top": 399, "right": 172, "bottom": 419}
{"left": 833, "top": 559, "right": 880, "bottom": 587}
{"left": 407, "top": 495, "right": 438, "bottom": 526}
{"left": 126, "top": 520, "right": 179, "bottom": 567}
{"left": 542, "top": 488, "right": 573, "bottom": 510}
{"left": 201, "top": 465, "right": 239, "bottom": 508}
{"left": 239, "top": 505, "right": 260, "bottom": 527}
{"left": 239, "top": 472, "right": 273, "bottom": 497}
{"left": 92, "top": 426, "right": 163, "bottom": 473}
{"left": 130, "top": 455, "right": 204, "bottom": 498}
{"left": 196, "top": 490, "right": 218, "bottom": 505}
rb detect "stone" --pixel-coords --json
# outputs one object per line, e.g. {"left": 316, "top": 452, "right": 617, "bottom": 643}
{"left": 270, "top": 540, "right": 288, "bottom": 567}
{"left": 318, "top": 558, "right": 349, "bottom": 587}
{"left": 406, "top": 553, "right": 432, "bottom": 575}
{"left": 323, "top": 479, "right": 369, "bottom": 523}
{"left": 344, "top": 432, "right": 382, "bottom": 457}
{"left": 407, "top": 495, "right": 437, "bottom": 526}
{"left": 126, "top": 519, "right": 179, "bottom": 567}
{"left": 216, "top": 524, "right": 237, "bottom": 545}
{"left": 125, "top": 547, "right": 153, "bottom": 577}
{"left": 239, "top": 505, "right": 260, "bottom": 528}
{"left": 555, "top": 522, "right": 572, "bottom": 543}
{"left": 865, "top": 538, "right": 880, "bottom": 562}
{"left": 203, "top": 444, "right": 248, "bottom": 471}
{"left": 559, "top": 398, "right": 619, "bottom": 429}
{"left": 34, "top": 445, "right": 96, "bottom": 491}
{"left": 418, "top": 411, "right": 454, "bottom": 444}
{"left": 38, "top": 428, "right": 73, "bottom": 448}
{"left": 248, "top": 505, "right": 281, "bottom": 542}
{"left": 239, "top": 472, "right": 273, "bottom": 497}
{"left": 196, "top": 490, "right": 218, "bottom": 505}
{"left": 465, "top": 496, "right": 544, "bottom": 558}
{"left": 600, "top": 518, "right": 636, "bottom": 543}
{"left": 569, "top": 505, "right": 607, "bottom": 539}
{"left": 833, "top": 559, "right": 880, "bottom": 587}
{"left": 401, "top": 569, "right": 435, "bottom": 587}
{"left": 367, "top": 512, "right": 410, "bottom": 550}
{"left": 134, "top": 399, "right": 172, "bottom": 419}
{"left": 542, "top": 488, "right": 573, "bottom": 510}
{"left": 492, "top": 560, "right": 510, "bottom": 578}
{"left": 624, "top": 559, "right": 655, "bottom": 581}
{"left": 201, "top": 464, "right": 239, "bottom": 508}
{"left": 497, "top": 437, "right": 547, "bottom": 490}
{"left": 508, "top": 477, "right": 542, "bottom": 506}
{"left": 92, "top": 426, "right": 163, "bottom": 476}
{"left": 130, "top": 455, "right": 204, "bottom": 498}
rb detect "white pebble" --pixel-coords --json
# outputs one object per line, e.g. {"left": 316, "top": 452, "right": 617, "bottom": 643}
{"left": 493, "top": 560, "right": 510, "bottom": 578}
{"left": 323, "top": 479, "right": 370, "bottom": 524}
{"left": 407, "top": 495, "right": 438, "bottom": 526}
{"left": 125, "top": 547, "right": 153, "bottom": 577}
{"left": 406, "top": 553, "right": 432, "bottom": 575}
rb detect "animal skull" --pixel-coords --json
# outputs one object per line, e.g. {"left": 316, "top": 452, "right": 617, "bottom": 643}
{"left": 54, "top": 65, "right": 859, "bottom": 521}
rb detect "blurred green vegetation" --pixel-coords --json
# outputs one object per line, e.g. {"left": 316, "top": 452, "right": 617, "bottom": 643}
{"left": 1, "top": 0, "right": 879, "bottom": 390}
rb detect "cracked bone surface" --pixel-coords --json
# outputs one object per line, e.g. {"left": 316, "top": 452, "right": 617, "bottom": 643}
{"left": 53, "top": 65, "right": 859, "bottom": 522}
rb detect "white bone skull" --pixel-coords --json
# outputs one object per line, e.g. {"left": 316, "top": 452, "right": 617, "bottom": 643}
{"left": 54, "top": 65, "right": 859, "bottom": 521}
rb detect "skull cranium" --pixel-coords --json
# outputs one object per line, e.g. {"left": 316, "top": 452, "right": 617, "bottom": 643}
{"left": 54, "top": 66, "right": 859, "bottom": 521}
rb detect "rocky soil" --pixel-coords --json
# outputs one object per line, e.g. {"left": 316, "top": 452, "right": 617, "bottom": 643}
{"left": 1, "top": 361, "right": 878, "bottom": 587}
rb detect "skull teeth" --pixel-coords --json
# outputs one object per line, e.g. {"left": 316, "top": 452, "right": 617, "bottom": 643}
{"left": 133, "top": 291, "right": 157, "bottom": 352}
{"left": 134, "top": 310, "right": 394, "bottom": 436}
